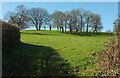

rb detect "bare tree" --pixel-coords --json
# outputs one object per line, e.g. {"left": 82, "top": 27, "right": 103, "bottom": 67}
{"left": 66, "top": 11, "right": 74, "bottom": 33}
{"left": 90, "top": 14, "right": 103, "bottom": 33}
{"left": 28, "top": 8, "right": 50, "bottom": 30}
{"left": 66, "top": 9, "right": 85, "bottom": 33}
{"left": 52, "top": 19, "right": 58, "bottom": 31}
{"left": 45, "top": 15, "right": 52, "bottom": 31}
{"left": 51, "top": 11, "right": 59, "bottom": 31}
{"left": 4, "top": 5, "right": 29, "bottom": 30}
{"left": 77, "top": 8, "right": 85, "bottom": 33}
{"left": 84, "top": 10, "right": 93, "bottom": 34}
{"left": 51, "top": 10, "right": 65, "bottom": 33}
{"left": 69, "top": 9, "right": 78, "bottom": 32}
{"left": 64, "top": 11, "right": 69, "bottom": 32}
{"left": 44, "top": 15, "right": 51, "bottom": 30}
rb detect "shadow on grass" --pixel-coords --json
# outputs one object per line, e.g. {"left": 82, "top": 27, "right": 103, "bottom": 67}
{"left": 21, "top": 32, "right": 52, "bottom": 35}
{"left": 64, "top": 32, "right": 114, "bottom": 36}
{"left": 21, "top": 31, "right": 114, "bottom": 37}
{"left": 2, "top": 42, "right": 75, "bottom": 76}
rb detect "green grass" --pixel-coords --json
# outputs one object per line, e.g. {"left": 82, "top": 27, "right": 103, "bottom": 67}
{"left": 3, "top": 30, "right": 113, "bottom": 76}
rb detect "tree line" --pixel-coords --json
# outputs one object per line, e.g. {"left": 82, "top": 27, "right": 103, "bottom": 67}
{"left": 4, "top": 5, "right": 103, "bottom": 34}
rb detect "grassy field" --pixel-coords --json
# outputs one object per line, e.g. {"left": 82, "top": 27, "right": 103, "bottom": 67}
{"left": 3, "top": 30, "right": 113, "bottom": 76}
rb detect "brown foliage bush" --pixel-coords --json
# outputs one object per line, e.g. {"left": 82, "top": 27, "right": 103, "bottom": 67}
{"left": 96, "top": 19, "right": 120, "bottom": 77}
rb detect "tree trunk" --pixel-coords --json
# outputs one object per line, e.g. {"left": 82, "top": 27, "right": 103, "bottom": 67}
{"left": 65, "top": 20, "right": 67, "bottom": 32}
{"left": 50, "top": 25, "right": 51, "bottom": 31}
{"left": 86, "top": 22, "right": 89, "bottom": 34}
{"left": 65, "top": 26, "right": 66, "bottom": 32}
{"left": 80, "top": 16, "right": 83, "bottom": 33}
{"left": 70, "top": 26, "right": 72, "bottom": 34}
{"left": 57, "top": 26, "right": 59, "bottom": 31}
{"left": 39, "top": 23, "right": 42, "bottom": 30}
{"left": 95, "top": 25, "right": 97, "bottom": 33}
{"left": 35, "top": 25, "right": 38, "bottom": 30}
{"left": 76, "top": 28, "right": 78, "bottom": 32}
{"left": 38, "top": 28, "right": 41, "bottom": 30}
{"left": 80, "top": 27, "right": 82, "bottom": 33}
{"left": 39, "top": 25, "right": 41, "bottom": 30}
{"left": 61, "top": 27, "right": 64, "bottom": 33}
{"left": 93, "top": 25, "right": 97, "bottom": 34}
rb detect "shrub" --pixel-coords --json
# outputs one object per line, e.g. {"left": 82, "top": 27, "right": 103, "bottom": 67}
{"left": 1, "top": 20, "right": 20, "bottom": 45}
{"left": 96, "top": 19, "right": 120, "bottom": 77}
